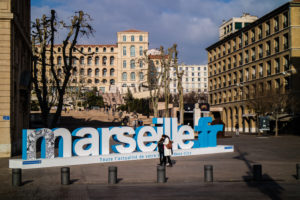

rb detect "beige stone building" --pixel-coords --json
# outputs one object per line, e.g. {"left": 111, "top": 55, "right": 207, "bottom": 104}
{"left": 0, "top": 0, "right": 31, "bottom": 157}
{"left": 50, "top": 29, "right": 148, "bottom": 96}
{"left": 206, "top": 1, "right": 300, "bottom": 133}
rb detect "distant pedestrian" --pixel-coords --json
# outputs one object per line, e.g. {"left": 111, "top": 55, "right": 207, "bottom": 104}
{"left": 235, "top": 123, "right": 239, "bottom": 136}
{"left": 162, "top": 135, "right": 173, "bottom": 167}
{"left": 157, "top": 137, "right": 164, "bottom": 166}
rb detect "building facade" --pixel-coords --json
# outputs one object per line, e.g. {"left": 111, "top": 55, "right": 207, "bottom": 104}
{"left": 50, "top": 29, "right": 148, "bottom": 97}
{"left": 207, "top": 1, "right": 300, "bottom": 133}
{"left": 0, "top": 0, "right": 31, "bottom": 157}
{"left": 219, "top": 13, "right": 258, "bottom": 40}
{"left": 170, "top": 65, "right": 208, "bottom": 94}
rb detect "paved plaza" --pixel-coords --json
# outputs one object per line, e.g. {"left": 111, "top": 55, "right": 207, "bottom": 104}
{"left": 1, "top": 134, "right": 300, "bottom": 199}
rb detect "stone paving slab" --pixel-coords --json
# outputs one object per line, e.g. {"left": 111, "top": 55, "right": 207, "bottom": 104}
{"left": 1, "top": 135, "right": 300, "bottom": 199}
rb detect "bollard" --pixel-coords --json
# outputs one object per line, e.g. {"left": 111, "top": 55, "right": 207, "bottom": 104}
{"left": 12, "top": 168, "right": 22, "bottom": 186}
{"left": 204, "top": 165, "right": 213, "bottom": 182}
{"left": 253, "top": 164, "right": 262, "bottom": 181}
{"left": 296, "top": 164, "right": 300, "bottom": 180}
{"left": 61, "top": 167, "right": 70, "bottom": 185}
{"left": 108, "top": 166, "right": 117, "bottom": 184}
{"left": 157, "top": 165, "right": 166, "bottom": 183}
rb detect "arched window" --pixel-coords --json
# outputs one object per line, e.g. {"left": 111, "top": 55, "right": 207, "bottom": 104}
{"left": 110, "top": 79, "right": 115, "bottom": 85}
{"left": 123, "top": 35, "right": 126, "bottom": 41}
{"left": 130, "top": 45, "right": 135, "bottom": 57}
{"left": 110, "top": 68, "right": 115, "bottom": 76}
{"left": 131, "top": 35, "right": 134, "bottom": 41}
{"left": 72, "top": 57, "right": 77, "bottom": 65}
{"left": 80, "top": 68, "right": 84, "bottom": 75}
{"left": 57, "top": 68, "right": 62, "bottom": 76}
{"left": 73, "top": 67, "right": 77, "bottom": 76}
{"left": 87, "top": 56, "right": 92, "bottom": 66}
{"left": 139, "top": 60, "right": 143, "bottom": 68}
{"left": 88, "top": 79, "right": 92, "bottom": 83}
{"left": 80, "top": 47, "right": 84, "bottom": 52}
{"left": 139, "top": 72, "right": 144, "bottom": 80}
{"left": 130, "top": 59, "right": 135, "bottom": 69}
{"left": 139, "top": 35, "right": 143, "bottom": 41}
{"left": 139, "top": 46, "right": 143, "bottom": 56}
{"left": 57, "top": 56, "right": 62, "bottom": 65}
{"left": 102, "top": 68, "right": 107, "bottom": 76}
{"left": 103, "top": 56, "right": 107, "bottom": 66}
{"left": 95, "top": 79, "right": 99, "bottom": 83}
{"left": 111, "top": 47, "right": 114, "bottom": 52}
{"left": 80, "top": 79, "right": 85, "bottom": 83}
{"left": 72, "top": 79, "right": 77, "bottom": 83}
{"left": 95, "top": 56, "right": 99, "bottom": 65}
{"left": 58, "top": 47, "right": 61, "bottom": 52}
{"left": 122, "top": 72, "right": 127, "bottom": 81}
{"left": 110, "top": 56, "right": 114, "bottom": 65}
{"left": 103, "top": 47, "right": 106, "bottom": 52}
{"left": 130, "top": 72, "right": 136, "bottom": 81}
{"left": 87, "top": 68, "right": 92, "bottom": 76}
{"left": 80, "top": 56, "right": 84, "bottom": 65}
{"left": 88, "top": 47, "right": 91, "bottom": 52}
{"left": 123, "top": 60, "right": 127, "bottom": 68}
{"left": 102, "top": 79, "right": 107, "bottom": 84}
{"left": 95, "top": 68, "right": 99, "bottom": 76}
{"left": 95, "top": 47, "right": 99, "bottom": 52}
{"left": 123, "top": 46, "right": 126, "bottom": 56}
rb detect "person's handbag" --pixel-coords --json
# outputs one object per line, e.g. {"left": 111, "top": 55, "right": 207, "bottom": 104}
{"left": 166, "top": 140, "right": 173, "bottom": 149}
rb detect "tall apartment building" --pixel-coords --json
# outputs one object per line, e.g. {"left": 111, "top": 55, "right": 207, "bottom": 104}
{"left": 170, "top": 65, "right": 208, "bottom": 94}
{"left": 219, "top": 13, "right": 258, "bottom": 40}
{"left": 51, "top": 29, "right": 148, "bottom": 96}
{"left": 0, "top": 0, "right": 31, "bottom": 157}
{"left": 206, "top": 1, "right": 300, "bottom": 133}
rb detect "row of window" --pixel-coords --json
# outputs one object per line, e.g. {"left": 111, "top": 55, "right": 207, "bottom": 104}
{"left": 122, "top": 72, "right": 144, "bottom": 81}
{"left": 57, "top": 46, "right": 115, "bottom": 53}
{"left": 209, "top": 34, "right": 288, "bottom": 76}
{"left": 209, "top": 55, "right": 290, "bottom": 91}
{"left": 56, "top": 56, "right": 115, "bottom": 66}
{"left": 210, "top": 77, "right": 290, "bottom": 105}
{"left": 122, "top": 35, "right": 144, "bottom": 42}
{"left": 71, "top": 78, "right": 115, "bottom": 85}
{"left": 122, "top": 46, "right": 144, "bottom": 56}
{"left": 64, "top": 67, "right": 116, "bottom": 77}
{"left": 209, "top": 11, "right": 289, "bottom": 62}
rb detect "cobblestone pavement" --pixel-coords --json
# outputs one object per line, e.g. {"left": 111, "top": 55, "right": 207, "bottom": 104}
{"left": 1, "top": 134, "right": 300, "bottom": 199}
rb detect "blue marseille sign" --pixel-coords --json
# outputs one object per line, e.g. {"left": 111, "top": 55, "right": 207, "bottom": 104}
{"left": 9, "top": 117, "right": 234, "bottom": 169}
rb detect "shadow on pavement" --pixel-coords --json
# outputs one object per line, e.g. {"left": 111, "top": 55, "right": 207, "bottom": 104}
{"left": 235, "top": 147, "right": 285, "bottom": 200}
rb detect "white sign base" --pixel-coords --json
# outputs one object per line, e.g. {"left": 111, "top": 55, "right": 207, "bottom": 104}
{"left": 9, "top": 145, "right": 234, "bottom": 169}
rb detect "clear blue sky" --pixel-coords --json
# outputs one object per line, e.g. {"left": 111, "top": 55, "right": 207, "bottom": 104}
{"left": 31, "top": 0, "right": 290, "bottom": 65}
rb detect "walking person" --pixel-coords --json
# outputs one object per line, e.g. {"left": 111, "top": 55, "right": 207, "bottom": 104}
{"left": 162, "top": 135, "right": 173, "bottom": 167}
{"left": 235, "top": 123, "right": 239, "bottom": 136}
{"left": 157, "top": 137, "right": 164, "bottom": 166}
